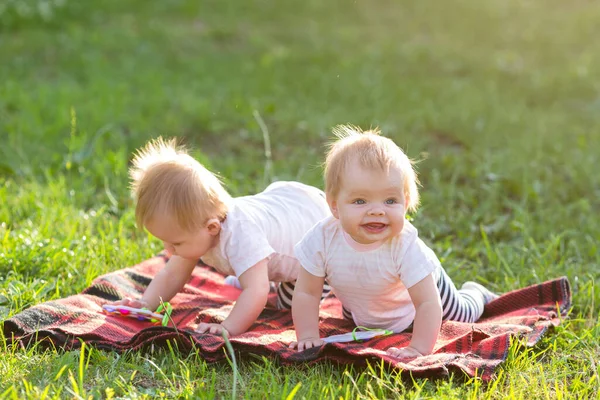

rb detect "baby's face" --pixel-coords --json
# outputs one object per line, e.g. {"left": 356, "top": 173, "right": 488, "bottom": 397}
{"left": 145, "top": 214, "right": 219, "bottom": 261}
{"left": 328, "top": 160, "right": 407, "bottom": 245}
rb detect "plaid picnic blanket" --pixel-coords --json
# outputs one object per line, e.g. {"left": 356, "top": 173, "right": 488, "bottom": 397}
{"left": 2, "top": 254, "right": 571, "bottom": 382}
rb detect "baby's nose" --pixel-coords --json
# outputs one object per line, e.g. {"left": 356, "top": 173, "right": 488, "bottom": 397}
{"left": 368, "top": 208, "right": 385, "bottom": 216}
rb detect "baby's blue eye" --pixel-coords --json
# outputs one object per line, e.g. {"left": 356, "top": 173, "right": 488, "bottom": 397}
{"left": 385, "top": 198, "right": 397, "bottom": 205}
{"left": 353, "top": 199, "right": 366, "bottom": 205}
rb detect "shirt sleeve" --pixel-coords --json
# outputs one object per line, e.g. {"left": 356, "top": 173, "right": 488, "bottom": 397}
{"left": 294, "top": 222, "right": 327, "bottom": 278}
{"left": 223, "top": 218, "right": 275, "bottom": 277}
{"left": 396, "top": 237, "right": 441, "bottom": 288}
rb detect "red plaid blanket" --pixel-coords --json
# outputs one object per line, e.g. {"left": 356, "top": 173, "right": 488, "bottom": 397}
{"left": 2, "top": 254, "right": 571, "bottom": 381}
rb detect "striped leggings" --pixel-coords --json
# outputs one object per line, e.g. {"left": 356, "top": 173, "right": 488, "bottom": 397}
{"left": 276, "top": 281, "right": 332, "bottom": 310}
{"left": 341, "top": 268, "right": 487, "bottom": 324}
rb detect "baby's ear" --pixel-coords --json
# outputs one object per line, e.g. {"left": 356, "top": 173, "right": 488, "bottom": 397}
{"left": 206, "top": 218, "right": 221, "bottom": 235}
{"left": 326, "top": 194, "right": 339, "bottom": 219}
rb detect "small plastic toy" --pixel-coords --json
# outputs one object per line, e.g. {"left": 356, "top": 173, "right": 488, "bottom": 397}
{"left": 102, "top": 304, "right": 169, "bottom": 325}
{"left": 322, "top": 327, "right": 393, "bottom": 343}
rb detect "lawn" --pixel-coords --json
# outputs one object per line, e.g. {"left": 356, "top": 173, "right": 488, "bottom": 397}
{"left": 1, "top": 0, "right": 599, "bottom": 398}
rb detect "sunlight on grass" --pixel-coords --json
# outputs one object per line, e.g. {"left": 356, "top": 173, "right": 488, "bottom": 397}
{"left": 1, "top": 0, "right": 599, "bottom": 398}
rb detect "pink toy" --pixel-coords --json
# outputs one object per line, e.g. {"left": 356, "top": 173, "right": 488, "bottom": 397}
{"left": 102, "top": 304, "right": 164, "bottom": 324}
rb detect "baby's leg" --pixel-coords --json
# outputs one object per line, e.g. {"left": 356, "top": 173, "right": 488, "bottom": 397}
{"left": 341, "top": 305, "right": 353, "bottom": 320}
{"left": 321, "top": 282, "right": 332, "bottom": 300}
{"left": 437, "top": 268, "right": 499, "bottom": 323}
{"left": 277, "top": 281, "right": 295, "bottom": 309}
{"left": 276, "top": 281, "right": 333, "bottom": 310}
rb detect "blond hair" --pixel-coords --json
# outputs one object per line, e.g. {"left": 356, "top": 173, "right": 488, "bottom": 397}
{"left": 324, "top": 125, "right": 420, "bottom": 212}
{"left": 129, "top": 137, "right": 231, "bottom": 232}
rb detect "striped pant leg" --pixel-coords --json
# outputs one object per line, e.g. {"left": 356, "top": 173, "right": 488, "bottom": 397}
{"left": 321, "top": 281, "right": 332, "bottom": 300}
{"left": 277, "top": 281, "right": 333, "bottom": 310}
{"left": 436, "top": 268, "right": 485, "bottom": 323}
{"left": 341, "top": 305, "right": 353, "bottom": 320}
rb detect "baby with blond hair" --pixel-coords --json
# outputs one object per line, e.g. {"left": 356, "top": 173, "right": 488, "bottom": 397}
{"left": 290, "top": 125, "right": 498, "bottom": 358}
{"left": 112, "top": 137, "right": 331, "bottom": 337}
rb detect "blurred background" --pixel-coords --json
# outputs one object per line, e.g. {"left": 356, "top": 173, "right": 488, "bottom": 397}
{"left": 1, "top": 0, "right": 599, "bottom": 328}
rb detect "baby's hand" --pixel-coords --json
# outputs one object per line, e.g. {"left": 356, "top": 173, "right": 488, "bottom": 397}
{"left": 386, "top": 346, "right": 424, "bottom": 359}
{"left": 289, "top": 337, "right": 324, "bottom": 351}
{"left": 196, "top": 322, "right": 230, "bottom": 337}
{"left": 108, "top": 298, "right": 149, "bottom": 310}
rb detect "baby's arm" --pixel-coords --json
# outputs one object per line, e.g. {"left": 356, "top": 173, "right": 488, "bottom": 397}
{"left": 289, "top": 268, "right": 326, "bottom": 351}
{"left": 387, "top": 273, "right": 442, "bottom": 358}
{"left": 196, "top": 259, "right": 270, "bottom": 337}
{"left": 109, "top": 255, "right": 197, "bottom": 311}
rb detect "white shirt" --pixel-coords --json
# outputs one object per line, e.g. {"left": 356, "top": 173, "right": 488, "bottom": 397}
{"left": 294, "top": 216, "right": 441, "bottom": 332}
{"left": 201, "top": 181, "right": 330, "bottom": 282}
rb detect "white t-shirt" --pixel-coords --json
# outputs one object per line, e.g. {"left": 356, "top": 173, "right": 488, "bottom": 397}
{"left": 201, "top": 181, "right": 330, "bottom": 282}
{"left": 294, "top": 216, "right": 442, "bottom": 333}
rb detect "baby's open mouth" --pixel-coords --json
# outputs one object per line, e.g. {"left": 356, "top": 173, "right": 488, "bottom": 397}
{"left": 363, "top": 223, "right": 387, "bottom": 232}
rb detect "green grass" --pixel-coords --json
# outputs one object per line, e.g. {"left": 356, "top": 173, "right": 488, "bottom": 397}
{"left": 1, "top": 0, "right": 599, "bottom": 398}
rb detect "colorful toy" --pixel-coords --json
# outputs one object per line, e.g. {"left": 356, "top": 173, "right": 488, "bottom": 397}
{"left": 102, "top": 304, "right": 171, "bottom": 326}
{"left": 322, "top": 327, "right": 393, "bottom": 343}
